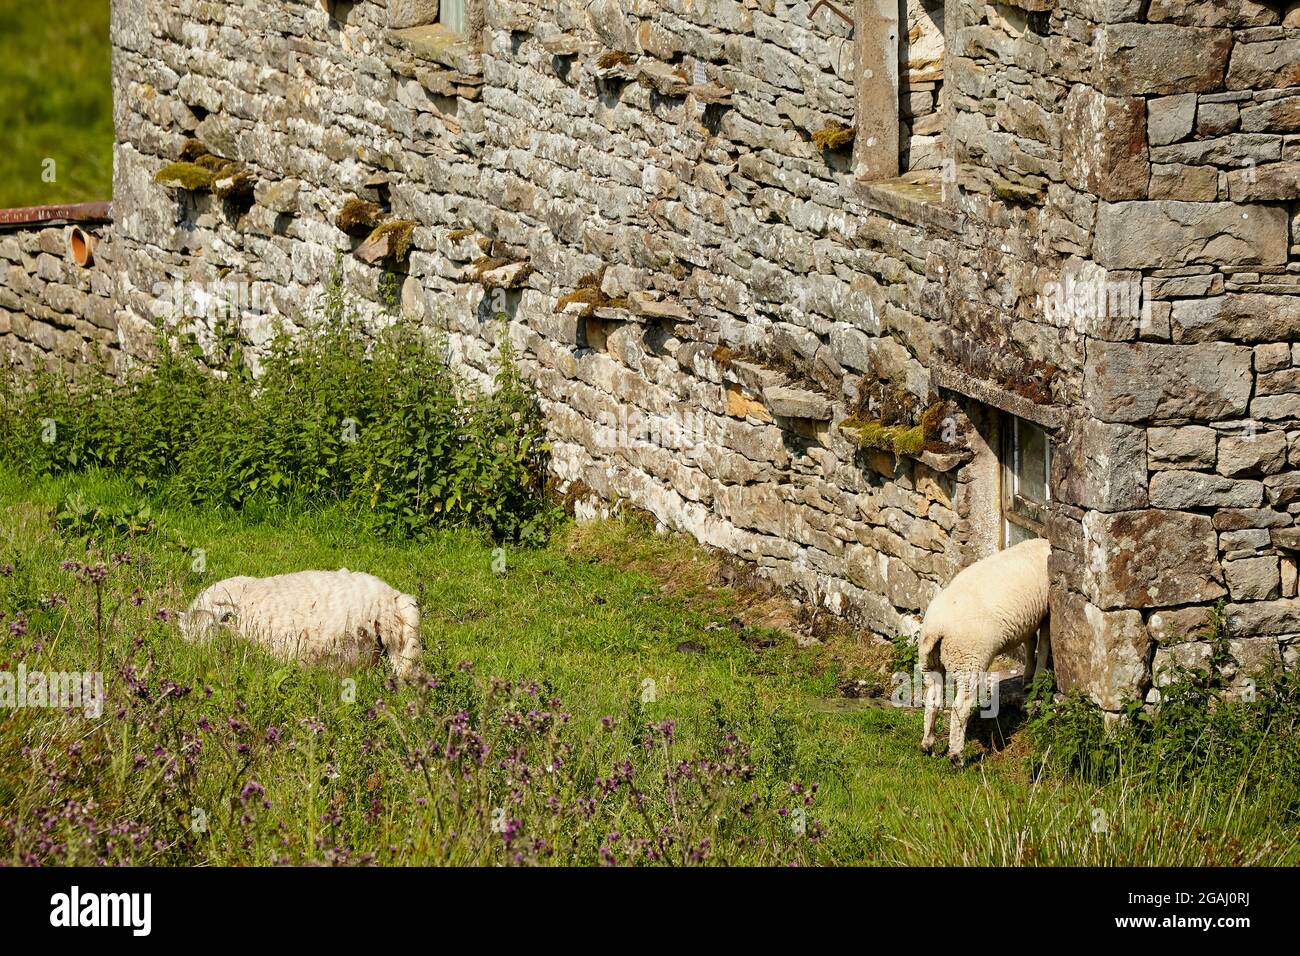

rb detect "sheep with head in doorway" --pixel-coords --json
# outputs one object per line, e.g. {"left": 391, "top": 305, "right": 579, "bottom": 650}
{"left": 918, "top": 537, "right": 1050, "bottom": 766}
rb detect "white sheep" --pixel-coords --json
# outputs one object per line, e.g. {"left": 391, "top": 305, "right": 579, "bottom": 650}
{"left": 179, "top": 569, "right": 425, "bottom": 682}
{"left": 918, "top": 537, "right": 1050, "bottom": 766}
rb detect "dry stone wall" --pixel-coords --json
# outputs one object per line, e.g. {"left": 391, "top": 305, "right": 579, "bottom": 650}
{"left": 0, "top": 225, "right": 118, "bottom": 371}
{"left": 0, "top": 0, "right": 1297, "bottom": 711}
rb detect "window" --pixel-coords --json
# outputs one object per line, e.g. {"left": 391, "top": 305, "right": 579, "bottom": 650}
{"left": 387, "top": 0, "right": 477, "bottom": 34}
{"left": 1001, "top": 414, "right": 1051, "bottom": 547}
{"left": 440, "top": 0, "right": 467, "bottom": 34}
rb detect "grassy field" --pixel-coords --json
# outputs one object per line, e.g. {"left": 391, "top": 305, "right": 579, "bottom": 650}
{"left": 2, "top": 467, "right": 1295, "bottom": 865}
{"left": 0, "top": 0, "right": 113, "bottom": 207}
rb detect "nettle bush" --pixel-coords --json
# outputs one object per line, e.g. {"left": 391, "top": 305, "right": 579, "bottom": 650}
{"left": 0, "top": 298, "right": 554, "bottom": 545}
{"left": 0, "top": 557, "right": 825, "bottom": 866}
{"left": 1027, "top": 608, "right": 1300, "bottom": 819}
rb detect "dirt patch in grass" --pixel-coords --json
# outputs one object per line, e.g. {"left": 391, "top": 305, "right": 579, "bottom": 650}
{"left": 563, "top": 516, "right": 895, "bottom": 689}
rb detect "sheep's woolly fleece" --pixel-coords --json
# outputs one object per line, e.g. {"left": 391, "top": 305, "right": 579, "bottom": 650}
{"left": 919, "top": 537, "right": 1050, "bottom": 675}
{"left": 918, "top": 537, "right": 1050, "bottom": 764}
{"left": 179, "top": 569, "right": 424, "bottom": 682}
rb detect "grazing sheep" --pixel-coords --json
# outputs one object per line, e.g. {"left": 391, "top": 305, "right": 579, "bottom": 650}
{"left": 179, "top": 569, "right": 425, "bottom": 682}
{"left": 918, "top": 537, "right": 1050, "bottom": 766}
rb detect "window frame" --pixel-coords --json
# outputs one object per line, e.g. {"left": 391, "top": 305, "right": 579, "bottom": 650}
{"left": 1000, "top": 413, "right": 1052, "bottom": 548}
{"left": 439, "top": 0, "right": 468, "bottom": 35}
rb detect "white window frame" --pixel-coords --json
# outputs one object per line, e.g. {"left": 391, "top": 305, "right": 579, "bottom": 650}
{"left": 1000, "top": 413, "right": 1051, "bottom": 548}
{"left": 440, "top": 0, "right": 468, "bottom": 34}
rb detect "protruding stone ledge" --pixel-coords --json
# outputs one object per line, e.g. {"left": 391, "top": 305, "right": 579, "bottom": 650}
{"left": 932, "top": 364, "right": 1065, "bottom": 430}
{"left": 854, "top": 171, "right": 962, "bottom": 235}
{"left": 763, "top": 385, "right": 831, "bottom": 421}
{"left": 0, "top": 202, "right": 113, "bottom": 230}
{"left": 390, "top": 24, "right": 482, "bottom": 76}
{"left": 541, "top": 34, "right": 600, "bottom": 57}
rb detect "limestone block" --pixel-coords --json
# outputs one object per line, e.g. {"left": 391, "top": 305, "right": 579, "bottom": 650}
{"left": 1149, "top": 471, "right": 1265, "bottom": 509}
{"left": 1053, "top": 418, "right": 1148, "bottom": 512}
{"left": 1095, "top": 202, "right": 1289, "bottom": 270}
{"left": 388, "top": 0, "right": 439, "bottom": 30}
{"left": 1082, "top": 509, "right": 1225, "bottom": 609}
{"left": 1218, "top": 431, "right": 1288, "bottom": 477}
{"left": 1148, "top": 425, "right": 1217, "bottom": 470}
{"left": 1225, "top": 556, "right": 1281, "bottom": 601}
{"left": 1100, "top": 24, "right": 1232, "bottom": 96}
{"left": 1052, "top": 589, "right": 1151, "bottom": 711}
{"left": 1084, "top": 341, "right": 1252, "bottom": 423}
{"left": 1147, "top": 93, "right": 1197, "bottom": 146}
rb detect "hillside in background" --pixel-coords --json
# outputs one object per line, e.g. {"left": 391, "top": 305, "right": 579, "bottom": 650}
{"left": 0, "top": 0, "right": 112, "bottom": 207}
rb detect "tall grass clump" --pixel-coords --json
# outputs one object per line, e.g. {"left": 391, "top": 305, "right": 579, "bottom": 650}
{"left": 0, "top": 548, "right": 826, "bottom": 866}
{"left": 1027, "top": 606, "right": 1300, "bottom": 825}
{"left": 0, "top": 305, "right": 554, "bottom": 545}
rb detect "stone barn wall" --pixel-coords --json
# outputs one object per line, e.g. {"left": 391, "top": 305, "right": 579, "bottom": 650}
{"left": 1, "top": 0, "right": 1297, "bottom": 711}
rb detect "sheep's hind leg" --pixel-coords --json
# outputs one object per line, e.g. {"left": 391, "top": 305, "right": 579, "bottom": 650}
{"left": 920, "top": 670, "right": 943, "bottom": 755}
{"left": 947, "top": 670, "right": 976, "bottom": 767}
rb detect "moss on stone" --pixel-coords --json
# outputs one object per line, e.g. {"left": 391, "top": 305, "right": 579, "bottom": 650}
{"left": 213, "top": 167, "right": 256, "bottom": 204}
{"left": 596, "top": 50, "right": 633, "bottom": 70}
{"left": 811, "top": 123, "right": 855, "bottom": 151}
{"left": 470, "top": 255, "right": 512, "bottom": 278}
{"left": 556, "top": 286, "right": 608, "bottom": 315}
{"left": 842, "top": 401, "right": 949, "bottom": 458}
{"left": 711, "top": 344, "right": 738, "bottom": 367}
{"left": 919, "top": 401, "right": 948, "bottom": 442}
{"left": 179, "top": 138, "right": 212, "bottom": 162}
{"left": 366, "top": 219, "right": 417, "bottom": 261}
{"left": 447, "top": 228, "right": 475, "bottom": 241}
{"left": 154, "top": 161, "right": 217, "bottom": 192}
{"left": 336, "top": 197, "right": 386, "bottom": 237}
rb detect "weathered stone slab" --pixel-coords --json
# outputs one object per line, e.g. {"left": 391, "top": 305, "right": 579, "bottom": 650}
{"left": 1146, "top": 0, "right": 1281, "bottom": 28}
{"left": 763, "top": 385, "right": 831, "bottom": 421}
{"left": 1171, "top": 293, "right": 1300, "bottom": 343}
{"left": 1099, "top": 25, "right": 1232, "bottom": 96}
{"left": 1082, "top": 509, "right": 1226, "bottom": 609}
{"left": 1226, "top": 161, "right": 1300, "bottom": 201}
{"left": 1265, "top": 472, "right": 1300, "bottom": 507}
{"left": 1147, "top": 93, "right": 1197, "bottom": 146}
{"left": 1227, "top": 36, "right": 1300, "bottom": 90}
{"left": 1095, "top": 202, "right": 1289, "bottom": 269}
{"left": 1084, "top": 341, "right": 1252, "bottom": 423}
{"left": 1218, "top": 431, "right": 1289, "bottom": 477}
{"left": 1225, "top": 599, "right": 1300, "bottom": 638}
{"left": 388, "top": 0, "right": 439, "bottom": 30}
{"left": 1149, "top": 471, "right": 1265, "bottom": 509}
{"left": 1225, "top": 556, "right": 1280, "bottom": 601}
{"left": 1063, "top": 88, "right": 1147, "bottom": 201}
{"left": 1053, "top": 418, "right": 1148, "bottom": 512}
{"left": 1051, "top": 589, "right": 1151, "bottom": 711}
{"left": 1148, "top": 425, "right": 1217, "bottom": 470}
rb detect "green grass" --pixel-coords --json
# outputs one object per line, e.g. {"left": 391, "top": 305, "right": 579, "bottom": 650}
{"left": 0, "top": 0, "right": 113, "bottom": 207}
{"left": 2, "top": 467, "right": 1295, "bottom": 865}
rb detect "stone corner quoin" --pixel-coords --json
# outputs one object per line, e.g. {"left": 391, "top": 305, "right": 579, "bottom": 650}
{"left": 1, "top": 0, "right": 1298, "bottom": 712}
